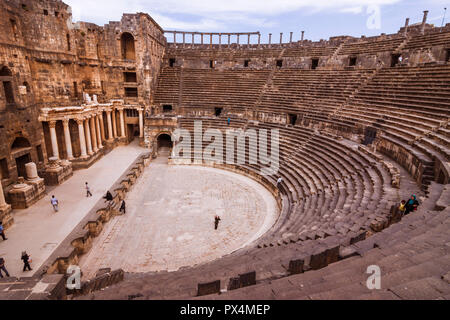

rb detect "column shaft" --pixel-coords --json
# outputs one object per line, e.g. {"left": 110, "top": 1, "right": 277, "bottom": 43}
{"left": 106, "top": 111, "right": 113, "bottom": 141}
{"left": 112, "top": 110, "right": 118, "bottom": 138}
{"left": 119, "top": 109, "right": 126, "bottom": 138}
{"left": 90, "top": 117, "right": 98, "bottom": 152}
{"left": 77, "top": 120, "right": 87, "bottom": 157}
{"left": 139, "top": 109, "right": 144, "bottom": 138}
{"left": 99, "top": 112, "right": 106, "bottom": 141}
{"left": 49, "top": 121, "right": 59, "bottom": 159}
{"left": 84, "top": 118, "right": 93, "bottom": 155}
{"left": 96, "top": 115, "right": 103, "bottom": 149}
{"left": 63, "top": 120, "right": 74, "bottom": 160}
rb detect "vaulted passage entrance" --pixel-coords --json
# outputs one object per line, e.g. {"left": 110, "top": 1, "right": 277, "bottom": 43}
{"left": 157, "top": 134, "right": 173, "bottom": 150}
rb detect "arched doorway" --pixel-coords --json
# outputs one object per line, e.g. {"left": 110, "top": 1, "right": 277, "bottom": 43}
{"left": 121, "top": 33, "right": 136, "bottom": 60}
{"left": 11, "top": 137, "right": 32, "bottom": 179}
{"left": 156, "top": 133, "right": 173, "bottom": 157}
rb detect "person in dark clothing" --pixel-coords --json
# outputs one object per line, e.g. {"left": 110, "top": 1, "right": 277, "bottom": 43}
{"left": 103, "top": 191, "right": 113, "bottom": 203}
{"left": 404, "top": 195, "right": 419, "bottom": 215}
{"left": 85, "top": 182, "right": 92, "bottom": 197}
{"left": 21, "top": 251, "right": 32, "bottom": 272}
{"left": 0, "top": 257, "right": 10, "bottom": 278}
{"left": 0, "top": 221, "right": 7, "bottom": 241}
{"left": 120, "top": 200, "right": 126, "bottom": 214}
{"left": 214, "top": 215, "right": 221, "bottom": 230}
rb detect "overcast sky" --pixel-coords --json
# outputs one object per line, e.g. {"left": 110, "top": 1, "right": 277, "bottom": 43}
{"left": 64, "top": 0, "right": 449, "bottom": 42}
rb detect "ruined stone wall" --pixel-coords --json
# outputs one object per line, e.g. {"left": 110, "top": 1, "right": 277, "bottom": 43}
{"left": 0, "top": 0, "right": 166, "bottom": 203}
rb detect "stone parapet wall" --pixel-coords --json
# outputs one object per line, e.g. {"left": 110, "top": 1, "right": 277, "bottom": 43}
{"left": 38, "top": 152, "right": 151, "bottom": 277}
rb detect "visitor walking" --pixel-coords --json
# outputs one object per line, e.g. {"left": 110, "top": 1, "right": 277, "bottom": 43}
{"left": 0, "top": 257, "right": 10, "bottom": 278}
{"left": 277, "top": 177, "right": 283, "bottom": 188}
{"left": 21, "top": 251, "right": 32, "bottom": 272}
{"left": 227, "top": 117, "right": 231, "bottom": 126}
{"left": 0, "top": 221, "right": 7, "bottom": 241}
{"left": 85, "top": 182, "right": 92, "bottom": 197}
{"left": 103, "top": 191, "right": 113, "bottom": 203}
{"left": 120, "top": 200, "right": 126, "bottom": 214}
{"left": 404, "top": 195, "right": 419, "bottom": 215}
{"left": 51, "top": 195, "right": 59, "bottom": 212}
{"left": 214, "top": 215, "right": 221, "bottom": 230}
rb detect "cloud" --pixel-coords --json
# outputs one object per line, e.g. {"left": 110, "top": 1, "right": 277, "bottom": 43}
{"left": 63, "top": 0, "right": 403, "bottom": 35}
{"left": 340, "top": 6, "right": 364, "bottom": 14}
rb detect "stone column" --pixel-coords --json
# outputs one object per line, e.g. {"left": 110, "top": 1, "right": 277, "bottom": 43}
{"left": 191, "top": 33, "right": 194, "bottom": 46}
{"left": 219, "top": 33, "right": 221, "bottom": 48}
{"left": 77, "top": 119, "right": 88, "bottom": 158}
{"left": 139, "top": 109, "right": 144, "bottom": 138}
{"left": 258, "top": 33, "right": 261, "bottom": 46}
{"left": 280, "top": 33, "right": 283, "bottom": 45}
{"left": 0, "top": 181, "right": 11, "bottom": 214}
{"left": 201, "top": 33, "right": 203, "bottom": 45}
{"left": 119, "top": 109, "right": 126, "bottom": 138}
{"left": 268, "top": 33, "right": 272, "bottom": 47}
{"left": 106, "top": 110, "right": 113, "bottom": 141}
{"left": 290, "top": 32, "right": 293, "bottom": 45}
{"left": 182, "top": 32, "right": 185, "bottom": 47}
{"left": 421, "top": 10, "right": 429, "bottom": 34}
{"left": 99, "top": 112, "right": 106, "bottom": 141}
{"left": 210, "top": 34, "right": 213, "bottom": 47}
{"left": 25, "top": 162, "right": 38, "bottom": 180}
{"left": 90, "top": 116, "right": 98, "bottom": 152}
{"left": 228, "top": 34, "right": 230, "bottom": 48}
{"left": 49, "top": 121, "right": 59, "bottom": 159}
{"left": 62, "top": 119, "right": 74, "bottom": 160}
{"left": 112, "top": 110, "right": 118, "bottom": 138}
{"left": 96, "top": 115, "right": 103, "bottom": 149}
{"left": 173, "top": 32, "right": 176, "bottom": 45}
{"left": 237, "top": 34, "right": 240, "bottom": 45}
{"left": 84, "top": 117, "right": 93, "bottom": 155}
{"left": 248, "top": 34, "right": 251, "bottom": 45}
{"left": 301, "top": 31, "right": 305, "bottom": 42}
{"left": 404, "top": 18, "right": 410, "bottom": 36}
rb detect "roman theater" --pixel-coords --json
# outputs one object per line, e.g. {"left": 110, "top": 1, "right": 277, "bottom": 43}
{"left": 0, "top": 0, "right": 449, "bottom": 300}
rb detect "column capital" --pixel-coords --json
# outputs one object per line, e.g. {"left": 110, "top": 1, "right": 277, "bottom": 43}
{"left": 62, "top": 118, "right": 70, "bottom": 126}
{"left": 48, "top": 120, "right": 57, "bottom": 128}
{"left": 75, "top": 118, "right": 84, "bottom": 125}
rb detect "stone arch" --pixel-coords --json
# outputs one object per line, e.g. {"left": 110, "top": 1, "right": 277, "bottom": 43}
{"left": 156, "top": 132, "right": 173, "bottom": 150}
{"left": 121, "top": 32, "right": 136, "bottom": 60}
{"left": 11, "top": 136, "right": 31, "bottom": 151}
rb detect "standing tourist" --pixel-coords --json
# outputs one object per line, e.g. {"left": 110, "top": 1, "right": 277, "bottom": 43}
{"left": 21, "top": 251, "right": 32, "bottom": 271}
{"left": 214, "top": 215, "right": 221, "bottom": 230}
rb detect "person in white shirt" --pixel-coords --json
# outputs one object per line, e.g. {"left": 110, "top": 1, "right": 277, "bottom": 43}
{"left": 277, "top": 177, "right": 283, "bottom": 188}
{"left": 50, "top": 195, "right": 59, "bottom": 212}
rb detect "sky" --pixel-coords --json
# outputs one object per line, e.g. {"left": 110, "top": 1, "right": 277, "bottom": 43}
{"left": 64, "top": 0, "right": 449, "bottom": 42}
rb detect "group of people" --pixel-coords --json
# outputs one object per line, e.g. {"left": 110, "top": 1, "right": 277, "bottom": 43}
{"left": 398, "top": 194, "right": 420, "bottom": 216}
{"left": 1, "top": 181, "right": 129, "bottom": 279}
{"left": 103, "top": 191, "right": 126, "bottom": 214}
{"left": 2, "top": 223, "right": 32, "bottom": 274}
{"left": 0, "top": 251, "right": 33, "bottom": 278}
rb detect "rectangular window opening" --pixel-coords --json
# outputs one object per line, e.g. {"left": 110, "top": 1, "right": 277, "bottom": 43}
{"left": 125, "top": 87, "right": 138, "bottom": 98}
{"left": 163, "top": 105, "right": 173, "bottom": 113}
{"left": 123, "top": 72, "right": 137, "bottom": 83}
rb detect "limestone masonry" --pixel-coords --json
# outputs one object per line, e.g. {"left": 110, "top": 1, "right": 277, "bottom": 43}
{"left": 0, "top": 1, "right": 449, "bottom": 300}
